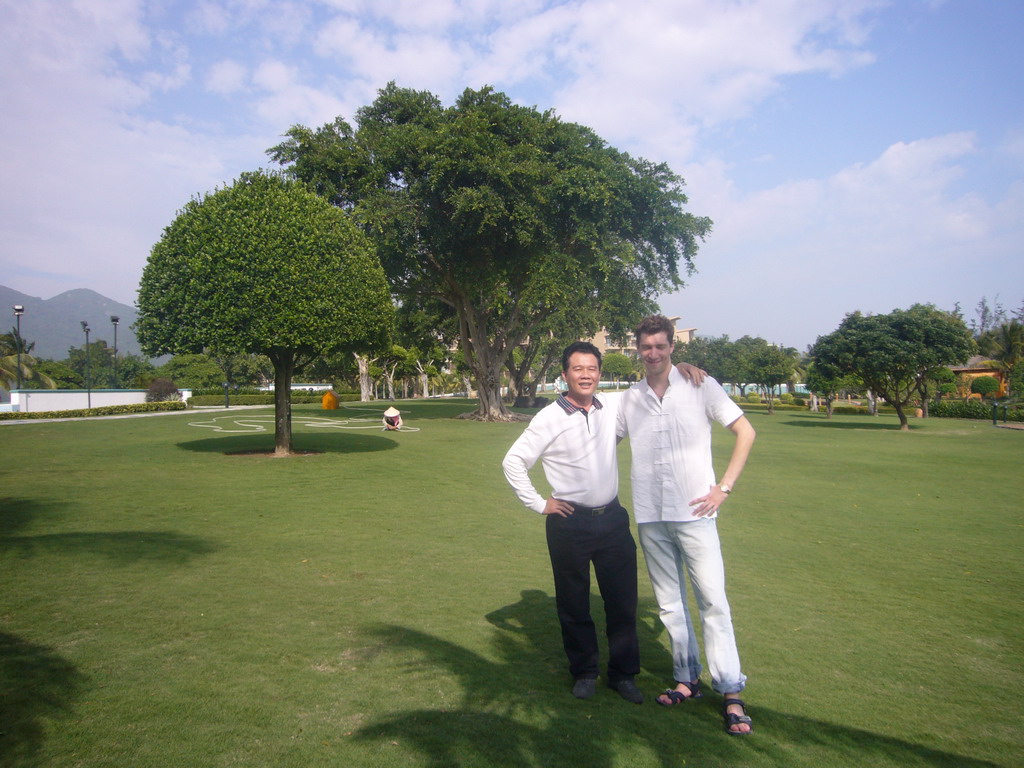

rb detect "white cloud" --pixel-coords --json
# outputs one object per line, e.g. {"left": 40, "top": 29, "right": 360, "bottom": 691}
{"left": 663, "top": 130, "right": 1022, "bottom": 348}
{"left": 206, "top": 59, "right": 249, "bottom": 93}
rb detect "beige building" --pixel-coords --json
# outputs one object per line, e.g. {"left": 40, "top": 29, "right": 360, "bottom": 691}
{"left": 589, "top": 316, "right": 696, "bottom": 357}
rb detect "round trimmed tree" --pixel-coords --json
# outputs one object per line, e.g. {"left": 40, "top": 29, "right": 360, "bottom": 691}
{"left": 137, "top": 171, "right": 393, "bottom": 455}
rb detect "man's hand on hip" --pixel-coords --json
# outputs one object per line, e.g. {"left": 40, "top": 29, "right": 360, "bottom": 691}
{"left": 543, "top": 498, "right": 575, "bottom": 517}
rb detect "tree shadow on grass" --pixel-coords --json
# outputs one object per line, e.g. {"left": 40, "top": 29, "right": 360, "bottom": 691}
{"left": 781, "top": 417, "right": 919, "bottom": 431}
{"left": 176, "top": 432, "right": 398, "bottom": 455}
{"left": 0, "top": 497, "right": 219, "bottom": 565}
{"left": 0, "top": 632, "right": 86, "bottom": 768}
{"left": 351, "top": 593, "right": 998, "bottom": 768}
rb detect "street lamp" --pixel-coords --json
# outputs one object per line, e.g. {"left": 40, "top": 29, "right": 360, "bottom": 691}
{"left": 13, "top": 305, "right": 24, "bottom": 390}
{"left": 81, "top": 321, "right": 91, "bottom": 408}
{"left": 111, "top": 315, "right": 120, "bottom": 388}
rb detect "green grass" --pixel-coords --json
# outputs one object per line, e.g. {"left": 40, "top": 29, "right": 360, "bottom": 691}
{"left": 1, "top": 401, "right": 1021, "bottom": 767}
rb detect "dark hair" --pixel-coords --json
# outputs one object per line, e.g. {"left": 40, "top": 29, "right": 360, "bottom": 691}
{"left": 561, "top": 341, "right": 602, "bottom": 371}
{"left": 634, "top": 314, "right": 675, "bottom": 346}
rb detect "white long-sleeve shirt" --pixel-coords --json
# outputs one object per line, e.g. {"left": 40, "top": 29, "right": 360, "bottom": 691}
{"left": 617, "top": 368, "right": 742, "bottom": 523}
{"left": 502, "top": 393, "right": 622, "bottom": 513}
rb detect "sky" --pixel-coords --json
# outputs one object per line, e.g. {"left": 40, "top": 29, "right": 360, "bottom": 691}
{"left": 2, "top": 0, "right": 1022, "bottom": 352}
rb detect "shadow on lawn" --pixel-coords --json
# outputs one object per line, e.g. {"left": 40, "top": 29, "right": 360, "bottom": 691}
{"left": 0, "top": 632, "right": 86, "bottom": 768}
{"left": 176, "top": 432, "right": 399, "bottom": 455}
{"left": 0, "top": 497, "right": 220, "bottom": 565}
{"left": 352, "top": 592, "right": 997, "bottom": 768}
{"left": 781, "top": 416, "right": 919, "bottom": 431}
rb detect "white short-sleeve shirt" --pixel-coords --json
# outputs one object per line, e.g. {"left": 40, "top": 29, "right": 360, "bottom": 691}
{"left": 617, "top": 368, "right": 742, "bottom": 523}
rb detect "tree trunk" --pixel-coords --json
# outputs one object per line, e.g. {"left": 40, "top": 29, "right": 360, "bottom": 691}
{"left": 269, "top": 349, "right": 294, "bottom": 456}
{"left": 468, "top": 344, "right": 512, "bottom": 419}
{"left": 456, "top": 305, "right": 514, "bottom": 420}
{"left": 893, "top": 402, "right": 910, "bottom": 430}
{"left": 355, "top": 353, "right": 372, "bottom": 401}
{"left": 384, "top": 363, "right": 396, "bottom": 400}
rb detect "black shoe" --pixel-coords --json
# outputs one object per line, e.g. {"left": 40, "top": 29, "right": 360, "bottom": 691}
{"left": 572, "top": 678, "right": 597, "bottom": 699}
{"left": 609, "top": 678, "right": 644, "bottom": 704}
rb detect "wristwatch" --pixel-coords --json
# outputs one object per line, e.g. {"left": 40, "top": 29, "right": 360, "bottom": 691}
{"left": 719, "top": 483, "right": 732, "bottom": 495}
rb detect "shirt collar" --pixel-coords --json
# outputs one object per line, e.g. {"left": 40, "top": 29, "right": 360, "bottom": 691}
{"left": 556, "top": 393, "right": 603, "bottom": 415}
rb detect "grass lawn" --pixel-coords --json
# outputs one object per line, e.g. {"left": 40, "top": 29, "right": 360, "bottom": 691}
{"left": 1, "top": 400, "right": 1021, "bottom": 767}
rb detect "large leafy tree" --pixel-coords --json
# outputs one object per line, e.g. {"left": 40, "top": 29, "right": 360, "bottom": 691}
{"left": 137, "top": 171, "right": 393, "bottom": 454}
{"left": 811, "top": 304, "right": 975, "bottom": 430}
{"left": 269, "top": 83, "right": 710, "bottom": 420}
{"left": 744, "top": 339, "right": 794, "bottom": 414}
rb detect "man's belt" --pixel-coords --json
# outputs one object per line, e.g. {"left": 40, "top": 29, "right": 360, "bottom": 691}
{"left": 571, "top": 497, "right": 620, "bottom": 516}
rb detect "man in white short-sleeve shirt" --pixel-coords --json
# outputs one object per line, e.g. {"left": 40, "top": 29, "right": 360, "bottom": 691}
{"left": 617, "top": 315, "right": 757, "bottom": 734}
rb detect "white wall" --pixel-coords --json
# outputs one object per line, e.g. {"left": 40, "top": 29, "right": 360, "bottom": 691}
{"left": 7, "top": 389, "right": 193, "bottom": 413}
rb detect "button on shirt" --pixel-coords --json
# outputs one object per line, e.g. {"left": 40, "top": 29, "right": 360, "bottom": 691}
{"left": 503, "top": 393, "right": 622, "bottom": 514}
{"left": 617, "top": 368, "right": 742, "bottom": 523}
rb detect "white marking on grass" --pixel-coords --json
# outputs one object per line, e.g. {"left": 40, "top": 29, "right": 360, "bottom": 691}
{"left": 187, "top": 409, "right": 420, "bottom": 433}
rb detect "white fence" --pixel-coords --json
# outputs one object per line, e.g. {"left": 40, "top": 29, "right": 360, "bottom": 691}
{"left": 4, "top": 389, "right": 193, "bottom": 414}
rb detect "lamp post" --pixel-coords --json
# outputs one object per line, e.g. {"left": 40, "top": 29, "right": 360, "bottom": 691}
{"left": 13, "top": 305, "right": 24, "bottom": 390}
{"left": 81, "top": 321, "right": 91, "bottom": 408}
{"left": 111, "top": 315, "right": 120, "bottom": 388}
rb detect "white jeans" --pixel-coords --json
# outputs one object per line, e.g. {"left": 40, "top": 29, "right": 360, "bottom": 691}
{"left": 639, "top": 518, "right": 746, "bottom": 694}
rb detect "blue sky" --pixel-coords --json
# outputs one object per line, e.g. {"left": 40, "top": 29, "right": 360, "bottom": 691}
{"left": 1, "top": 0, "right": 1021, "bottom": 351}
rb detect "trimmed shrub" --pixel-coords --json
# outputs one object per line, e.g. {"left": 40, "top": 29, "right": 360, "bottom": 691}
{"left": 779, "top": 393, "right": 794, "bottom": 404}
{"left": 970, "top": 376, "right": 1001, "bottom": 399}
{"left": 0, "top": 402, "right": 187, "bottom": 420}
{"left": 146, "top": 378, "right": 181, "bottom": 403}
{"left": 745, "top": 393, "right": 761, "bottom": 403}
{"left": 187, "top": 393, "right": 361, "bottom": 407}
{"left": 929, "top": 399, "right": 1024, "bottom": 422}
{"left": 792, "top": 396, "right": 806, "bottom": 407}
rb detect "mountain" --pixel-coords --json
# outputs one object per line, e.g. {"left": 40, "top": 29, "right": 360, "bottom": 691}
{"left": 0, "top": 285, "right": 144, "bottom": 361}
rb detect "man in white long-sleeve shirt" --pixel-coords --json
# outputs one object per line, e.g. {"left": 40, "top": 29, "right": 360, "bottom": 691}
{"left": 503, "top": 341, "right": 642, "bottom": 703}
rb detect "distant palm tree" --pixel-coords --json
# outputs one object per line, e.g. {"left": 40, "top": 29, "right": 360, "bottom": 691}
{"left": 978, "top": 320, "right": 1023, "bottom": 396}
{"left": 0, "top": 330, "right": 55, "bottom": 390}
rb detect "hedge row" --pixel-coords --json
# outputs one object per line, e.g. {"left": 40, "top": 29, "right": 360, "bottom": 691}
{"left": 187, "top": 393, "right": 362, "bottom": 406}
{"left": 929, "top": 399, "right": 1024, "bottom": 422}
{"left": 188, "top": 387, "right": 361, "bottom": 397}
{"left": 0, "top": 401, "right": 187, "bottom": 421}
{"left": 737, "top": 402, "right": 809, "bottom": 413}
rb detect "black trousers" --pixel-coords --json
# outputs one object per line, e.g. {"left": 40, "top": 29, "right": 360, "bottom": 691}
{"left": 545, "top": 500, "right": 640, "bottom": 682}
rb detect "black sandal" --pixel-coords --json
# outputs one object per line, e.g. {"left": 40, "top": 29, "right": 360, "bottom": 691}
{"left": 656, "top": 680, "right": 702, "bottom": 707}
{"left": 722, "top": 697, "right": 753, "bottom": 735}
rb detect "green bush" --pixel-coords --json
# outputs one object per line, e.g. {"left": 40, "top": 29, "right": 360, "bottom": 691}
{"left": 779, "top": 393, "right": 794, "bottom": 404}
{"left": 929, "top": 399, "right": 1024, "bottom": 422}
{"left": 146, "top": 378, "right": 181, "bottom": 403}
{"left": 739, "top": 402, "right": 808, "bottom": 413}
{"left": 0, "top": 401, "right": 187, "bottom": 420}
{"left": 831, "top": 405, "right": 871, "bottom": 415}
{"left": 970, "top": 376, "right": 1001, "bottom": 399}
{"left": 745, "top": 392, "right": 761, "bottom": 403}
{"left": 189, "top": 386, "right": 265, "bottom": 396}
{"left": 792, "top": 396, "right": 806, "bottom": 407}
{"left": 187, "top": 393, "right": 361, "bottom": 407}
